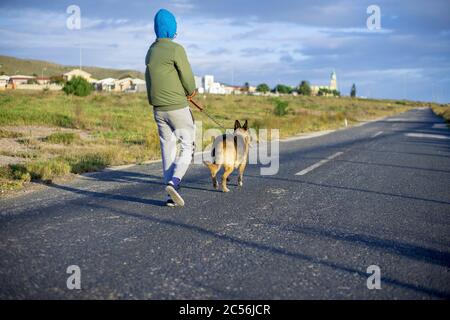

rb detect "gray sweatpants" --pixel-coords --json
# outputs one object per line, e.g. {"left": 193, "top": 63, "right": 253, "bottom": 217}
{"left": 153, "top": 106, "right": 195, "bottom": 184}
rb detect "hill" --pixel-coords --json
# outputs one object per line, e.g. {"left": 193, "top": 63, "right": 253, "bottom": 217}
{"left": 0, "top": 55, "right": 144, "bottom": 79}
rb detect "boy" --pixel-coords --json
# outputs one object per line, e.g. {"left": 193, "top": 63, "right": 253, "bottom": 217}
{"left": 145, "top": 9, "right": 196, "bottom": 207}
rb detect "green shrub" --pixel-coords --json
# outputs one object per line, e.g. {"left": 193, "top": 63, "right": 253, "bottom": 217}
{"left": 298, "top": 81, "right": 312, "bottom": 96}
{"left": 68, "top": 153, "right": 111, "bottom": 174}
{"left": 318, "top": 88, "right": 340, "bottom": 97}
{"left": 273, "top": 99, "right": 289, "bottom": 116}
{"left": 0, "top": 164, "right": 31, "bottom": 193}
{"left": 256, "top": 83, "right": 270, "bottom": 93}
{"left": 25, "top": 159, "right": 71, "bottom": 181}
{"left": 63, "top": 76, "right": 92, "bottom": 97}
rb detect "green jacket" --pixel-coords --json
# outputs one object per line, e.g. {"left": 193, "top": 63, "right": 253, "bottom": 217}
{"left": 145, "top": 38, "right": 196, "bottom": 111}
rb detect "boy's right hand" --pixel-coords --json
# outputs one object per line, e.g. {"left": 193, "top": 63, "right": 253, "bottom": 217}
{"left": 187, "top": 90, "right": 196, "bottom": 101}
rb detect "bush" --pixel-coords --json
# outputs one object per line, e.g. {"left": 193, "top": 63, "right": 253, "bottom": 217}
{"left": 26, "top": 159, "right": 71, "bottom": 182}
{"left": 273, "top": 98, "right": 289, "bottom": 116}
{"left": 298, "top": 81, "right": 312, "bottom": 96}
{"left": 318, "top": 88, "right": 340, "bottom": 97}
{"left": 273, "top": 84, "right": 292, "bottom": 94}
{"left": 0, "top": 164, "right": 31, "bottom": 193}
{"left": 63, "top": 76, "right": 92, "bottom": 96}
{"left": 256, "top": 83, "right": 270, "bottom": 93}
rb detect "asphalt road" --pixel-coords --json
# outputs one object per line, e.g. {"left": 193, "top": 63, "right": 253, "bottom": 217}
{"left": 1, "top": 108, "right": 449, "bottom": 299}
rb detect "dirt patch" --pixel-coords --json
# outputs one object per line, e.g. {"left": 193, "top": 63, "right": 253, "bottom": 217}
{"left": 0, "top": 155, "right": 26, "bottom": 166}
{"left": 0, "top": 138, "right": 30, "bottom": 154}
{"left": 1, "top": 126, "right": 88, "bottom": 139}
{"left": 0, "top": 126, "right": 92, "bottom": 166}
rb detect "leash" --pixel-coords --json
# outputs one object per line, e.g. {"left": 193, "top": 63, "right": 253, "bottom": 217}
{"left": 188, "top": 96, "right": 227, "bottom": 130}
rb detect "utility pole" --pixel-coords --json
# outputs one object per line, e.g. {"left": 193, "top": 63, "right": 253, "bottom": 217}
{"left": 230, "top": 65, "right": 234, "bottom": 87}
{"left": 403, "top": 74, "right": 407, "bottom": 100}
{"left": 79, "top": 42, "right": 82, "bottom": 71}
{"left": 431, "top": 82, "right": 434, "bottom": 102}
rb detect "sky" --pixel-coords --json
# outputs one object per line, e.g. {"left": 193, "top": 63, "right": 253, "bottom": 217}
{"left": 0, "top": 0, "right": 449, "bottom": 102}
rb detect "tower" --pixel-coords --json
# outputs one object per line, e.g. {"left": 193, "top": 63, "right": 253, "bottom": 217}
{"left": 330, "top": 70, "right": 337, "bottom": 90}
{"left": 203, "top": 75, "right": 214, "bottom": 93}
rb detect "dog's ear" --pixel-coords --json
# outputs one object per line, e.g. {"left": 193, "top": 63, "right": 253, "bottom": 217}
{"left": 234, "top": 120, "right": 241, "bottom": 130}
{"left": 243, "top": 120, "right": 248, "bottom": 130}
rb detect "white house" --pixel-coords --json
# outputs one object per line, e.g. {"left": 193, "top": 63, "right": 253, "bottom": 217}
{"left": 203, "top": 75, "right": 214, "bottom": 92}
{"left": 36, "top": 77, "right": 50, "bottom": 85}
{"left": 8, "top": 75, "right": 35, "bottom": 86}
{"left": 0, "top": 75, "right": 10, "bottom": 89}
{"left": 129, "top": 78, "right": 146, "bottom": 92}
{"left": 114, "top": 77, "right": 133, "bottom": 92}
{"left": 208, "top": 82, "right": 227, "bottom": 94}
{"left": 63, "top": 69, "right": 97, "bottom": 83}
{"left": 96, "top": 78, "right": 116, "bottom": 91}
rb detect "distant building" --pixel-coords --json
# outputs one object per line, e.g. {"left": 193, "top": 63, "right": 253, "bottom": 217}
{"left": 129, "top": 78, "right": 146, "bottom": 92}
{"left": 0, "top": 75, "right": 10, "bottom": 89}
{"left": 330, "top": 70, "right": 337, "bottom": 90}
{"left": 203, "top": 75, "right": 215, "bottom": 93}
{"left": 36, "top": 77, "right": 50, "bottom": 85}
{"left": 222, "top": 85, "right": 241, "bottom": 95}
{"left": 193, "top": 74, "right": 256, "bottom": 95}
{"left": 96, "top": 78, "right": 116, "bottom": 91}
{"left": 8, "top": 75, "right": 35, "bottom": 86}
{"left": 311, "top": 70, "right": 338, "bottom": 96}
{"left": 114, "top": 77, "right": 133, "bottom": 92}
{"left": 63, "top": 69, "right": 97, "bottom": 83}
{"left": 194, "top": 76, "right": 202, "bottom": 90}
{"left": 94, "top": 77, "right": 146, "bottom": 92}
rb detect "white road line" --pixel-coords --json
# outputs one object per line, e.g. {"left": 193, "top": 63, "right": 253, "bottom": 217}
{"left": 432, "top": 123, "right": 448, "bottom": 129}
{"left": 405, "top": 133, "right": 450, "bottom": 140}
{"left": 372, "top": 131, "right": 383, "bottom": 138}
{"left": 295, "top": 152, "right": 344, "bottom": 176}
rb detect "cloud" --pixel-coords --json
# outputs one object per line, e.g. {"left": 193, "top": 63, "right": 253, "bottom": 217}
{"left": 208, "top": 47, "right": 231, "bottom": 55}
{"left": 168, "top": 0, "right": 195, "bottom": 13}
{"left": 0, "top": 1, "right": 449, "bottom": 102}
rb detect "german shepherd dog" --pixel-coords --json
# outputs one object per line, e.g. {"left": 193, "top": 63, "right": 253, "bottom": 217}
{"left": 204, "top": 120, "right": 250, "bottom": 192}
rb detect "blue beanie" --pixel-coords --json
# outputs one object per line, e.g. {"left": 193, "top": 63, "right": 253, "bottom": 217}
{"left": 154, "top": 9, "right": 177, "bottom": 39}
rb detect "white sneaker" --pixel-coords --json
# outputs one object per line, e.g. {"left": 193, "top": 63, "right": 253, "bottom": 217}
{"left": 165, "top": 184, "right": 185, "bottom": 207}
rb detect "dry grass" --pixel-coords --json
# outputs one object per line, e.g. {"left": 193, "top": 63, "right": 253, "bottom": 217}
{"left": 0, "top": 89, "right": 433, "bottom": 194}
{"left": 431, "top": 105, "right": 450, "bottom": 124}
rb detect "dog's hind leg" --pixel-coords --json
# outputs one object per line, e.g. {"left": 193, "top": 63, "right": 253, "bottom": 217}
{"left": 238, "top": 162, "right": 247, "bottom": 187}
{"left": 222, "top": 165, "right": 234, "bottom": 193}
{"left": 204, "top": 161, "right": 221, "bottom": 190}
